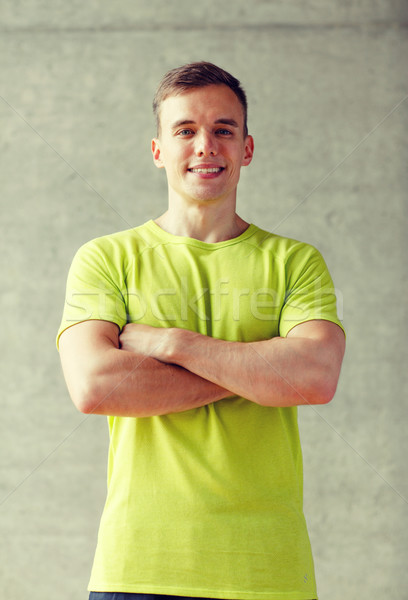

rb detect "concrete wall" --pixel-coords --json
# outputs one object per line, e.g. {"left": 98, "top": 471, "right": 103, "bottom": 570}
{"left": 1, "top": 2, "right": 407, "bottom": 598}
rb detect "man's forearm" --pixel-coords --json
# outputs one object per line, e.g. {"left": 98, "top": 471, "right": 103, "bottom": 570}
{"left": 165, "top": 333, "right": 327, "bottom": 406}
{"left": 166, "top": 325, "right": 344, "bottom": 407}
{"left": 83, "top": 347, "right": 232, "bottom": 417}
{"left": 120, "top": 321, "right": 345, "bottom": 408}
{"left": 59, "top": 320, "right": 232, "bottom": 418}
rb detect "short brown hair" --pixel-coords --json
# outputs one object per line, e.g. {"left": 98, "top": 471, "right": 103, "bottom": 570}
{"left": 153, "top": 61, "right": 248, "bottom": 137}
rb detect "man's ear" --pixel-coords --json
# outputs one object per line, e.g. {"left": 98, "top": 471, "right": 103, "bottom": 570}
{"left": 241, "top": 135, "right": 254, "bottom": 167}
{"left": 151, "top": 138, "right": 165, "bottom": 169}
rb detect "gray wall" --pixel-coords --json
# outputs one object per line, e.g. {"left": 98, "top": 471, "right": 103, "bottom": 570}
{"left": 1, "top": 2, "right": 407, "bottom": 598}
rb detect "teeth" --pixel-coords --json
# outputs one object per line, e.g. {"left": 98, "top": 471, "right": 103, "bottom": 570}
{"left": 190, "top": 167, "right": 222, "bottom": 173}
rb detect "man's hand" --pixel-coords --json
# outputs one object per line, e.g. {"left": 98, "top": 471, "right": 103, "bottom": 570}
{"left": 119, "top": 323, "right": 172, "bottom": 361}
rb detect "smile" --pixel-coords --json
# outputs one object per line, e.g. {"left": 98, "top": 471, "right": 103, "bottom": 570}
{"left": 188, "top": 167, "right": 224, "bottom": 174}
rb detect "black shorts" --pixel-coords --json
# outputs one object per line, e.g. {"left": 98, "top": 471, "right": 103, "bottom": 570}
{"left": 89, "top": 595, "right": 222, "bottom": 600}
{"left": 89, "top": 594, "right": 317, "bottom": 600}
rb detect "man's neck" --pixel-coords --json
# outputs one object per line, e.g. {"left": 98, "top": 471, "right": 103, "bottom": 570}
{"left": 154, "top": 204, "right": 249, "bottom": 243}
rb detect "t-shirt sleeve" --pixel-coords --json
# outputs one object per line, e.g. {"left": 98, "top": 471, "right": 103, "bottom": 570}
{"left": 56, "top": 238, "right": 128, "bottom": 348}
{"left": 279, "top": 243, "right": 344, "bottom": 338}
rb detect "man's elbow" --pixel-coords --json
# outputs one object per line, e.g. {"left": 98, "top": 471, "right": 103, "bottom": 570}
{"left": 74, "top": 394, "right": 97, "bottom": 415}
{"left": 307, "top": 372, "right": 340, "bottom": 405}
{"left": 304, "top": 344, "right": 344, "bottom": 405}
{"left": 69, "top": 376, "right": 105, "bottom": 415}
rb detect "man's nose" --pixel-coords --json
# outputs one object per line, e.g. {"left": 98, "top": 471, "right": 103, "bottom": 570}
{"left": 195, "top": 131, "right": 217, "bottom": 156}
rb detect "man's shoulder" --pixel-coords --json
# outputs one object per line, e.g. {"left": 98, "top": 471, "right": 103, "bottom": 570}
{"left": 248, "top": 224, "right": 320, "bottom": 262}
{"left": 77, "top": 221, "right": 157, "bottom": 257}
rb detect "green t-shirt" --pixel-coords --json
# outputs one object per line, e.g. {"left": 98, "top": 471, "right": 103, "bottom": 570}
{"left": 58, "top": 221, "right": 344, "bottom": 599}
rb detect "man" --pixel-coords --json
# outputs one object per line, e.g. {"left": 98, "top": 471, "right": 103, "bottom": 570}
{"left": 58, "top": 61, "right": 345, "bottom": 600}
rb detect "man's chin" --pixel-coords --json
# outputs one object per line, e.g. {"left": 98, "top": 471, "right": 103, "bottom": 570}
{"left": 185, "top": 185, "right": 230, "bottom": 204}
{"left": 185, "top": 193, "right": 224, "bottom": 205}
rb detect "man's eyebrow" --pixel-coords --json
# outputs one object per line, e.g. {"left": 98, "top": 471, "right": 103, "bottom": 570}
{"left": 171, "top": 118, "right": 240, "bottom": 129}
{"left": 214, "top": 118, "right": 239, "bottom": 128}
{"left": 171, "top": 120, "right": 195, "bottom": 129}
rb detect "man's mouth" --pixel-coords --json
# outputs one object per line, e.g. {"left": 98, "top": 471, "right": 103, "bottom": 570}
{"left": 188, "top": 167, "right": 224, "bottom": 174}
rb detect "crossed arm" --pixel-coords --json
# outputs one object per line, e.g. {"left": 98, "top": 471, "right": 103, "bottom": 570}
{"left": 58, "top": 319, "right": 345, "bottom": 417}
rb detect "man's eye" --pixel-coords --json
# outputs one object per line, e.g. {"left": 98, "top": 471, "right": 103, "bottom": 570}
{"left": 216, "top": 129, "right": 233, "bottom": 136}
{"left": 177, "top": 129, "right": 194, "bottom": 136}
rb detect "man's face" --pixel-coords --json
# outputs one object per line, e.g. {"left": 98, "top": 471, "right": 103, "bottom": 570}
{"left": 151, "top": 84, "right": 254, "bottom": 206}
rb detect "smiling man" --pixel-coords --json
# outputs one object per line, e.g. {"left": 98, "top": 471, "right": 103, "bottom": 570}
{"left": 57, "top": 62, "right": 345, "bottom": 600}
{"left": 151, "top": 84, "right": 253, "bottom": 218}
